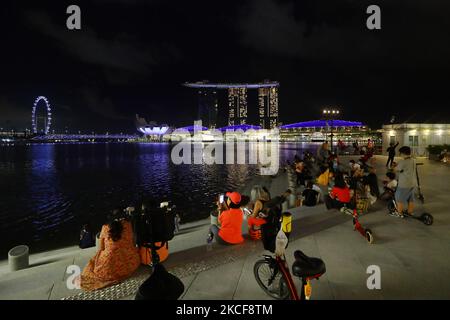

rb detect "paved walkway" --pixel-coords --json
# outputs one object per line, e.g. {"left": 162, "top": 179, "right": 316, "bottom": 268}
{"left": 1, "top": 156, "right": 449, "bottom": 300}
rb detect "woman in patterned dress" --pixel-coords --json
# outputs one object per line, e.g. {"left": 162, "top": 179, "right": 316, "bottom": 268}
{"left": 80, "top": 210, "right": 141, "bottom": 291}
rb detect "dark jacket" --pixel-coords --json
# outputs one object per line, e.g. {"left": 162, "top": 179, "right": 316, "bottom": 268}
{"left": 387, "top": 143, "right": 399, "bottom": 156}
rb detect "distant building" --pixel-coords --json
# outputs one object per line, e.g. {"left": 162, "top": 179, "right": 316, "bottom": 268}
{"left": 135, "top": 114, "right": 171, "bottom": 140}
{"left": 279, "top": 120, "right": 374, "bottom": 143}
{"left": 197, "top": 90, "right": 218, "bottom": 129}
{"left": 258, "top": 86, "right": 279, "bottom": 129}
{"left": 183, "top": 80, "right": 279, "bottom": 129}
{"left": 228, "top": 87, "right": 248, "bottom": 126}
{"left": 382, "top": 123, "right": 450, "bottom": 156}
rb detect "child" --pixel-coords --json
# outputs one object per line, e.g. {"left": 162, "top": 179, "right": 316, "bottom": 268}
{"left": 380, "top": 171, "right": 397, "bottom": 201}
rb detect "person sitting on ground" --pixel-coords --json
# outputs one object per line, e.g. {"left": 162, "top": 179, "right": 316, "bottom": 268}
{"left": 349, "top": 160, "right": 361, "bottom": 177}
{"left": 303, "top": 151, "right": 315, "bottom": 163}
{"left": 302, "top": 181, "right": 321, "bottom": 207}
{"left": 80, "top": 208, "right": 141, "bottom": 291}
{"left": 295, "top": 160, "right": 311, "bottom": 187}
{"left": 207, "top": 192, "right": 244, "bottom": 245}
{"left": 392, "top": 146, "right": 417, "bottom": 218}
{"left": 325, "top": 173, "right": 352, "bottom": 210}
{"left": 316, "top": 165, "right": 334, "bottom": 188}
{"left": 363, "top": 166, "right": 380, "bottom": 198}
{"left": 349, "top": 166, "right": 366, "bottom": 191}
{"left": 247, "top": 186, "right": 271, "bottom": 238}
{"left": 317, "top": 142, "right": 330, "bottom": 165}
{"left": 79, "top": 223, "right": 96, "bottom": 249}
{"left": 328, "top": 153, "right": 340, "bottom": 173}
{"left": 380, "top": 171, "right": 397, "bottom": 201}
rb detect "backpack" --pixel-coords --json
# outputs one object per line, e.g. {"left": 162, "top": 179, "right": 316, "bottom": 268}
{"left": 260, "top": 196, "right": 285, "bottom": 252}
{"left": 302, "top": 189, "right": 319, "bottom": 207}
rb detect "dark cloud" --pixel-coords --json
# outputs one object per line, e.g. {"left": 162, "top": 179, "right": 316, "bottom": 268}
{"left": 80, "top": 87, "right": 129, "bottom": 120}
{"left": 238, "top": 0, "right": 450, "bottom": 69}
{"left": 0, "top": 97, "right": 31, "bottom": 129}
{"left": 25, "top": 10, "right": 159, "bottom": 74}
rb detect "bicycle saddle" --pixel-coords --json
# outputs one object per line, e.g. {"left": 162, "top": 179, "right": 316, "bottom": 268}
{"left": 292, "top": 250, "right": 326, "bottom": 278}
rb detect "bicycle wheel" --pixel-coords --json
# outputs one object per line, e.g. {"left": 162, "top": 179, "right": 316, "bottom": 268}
{"left": 254, "top": 259, "right": 290, "bottom": 300}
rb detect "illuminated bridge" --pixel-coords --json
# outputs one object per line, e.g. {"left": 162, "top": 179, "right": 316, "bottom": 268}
{"left": 31, "top": 134, "right": 139, "bottom": 142}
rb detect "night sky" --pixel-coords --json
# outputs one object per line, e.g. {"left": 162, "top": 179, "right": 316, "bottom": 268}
{"left": 1, "top": 0, "right": 449, "bottom": 133}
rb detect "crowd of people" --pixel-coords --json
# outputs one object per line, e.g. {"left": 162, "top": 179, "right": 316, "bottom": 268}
{"left": 75, "top": 138, "right": 418, "bottom": 293}
{"left": 289, "top": 139, "right": 416, "bottom": 218}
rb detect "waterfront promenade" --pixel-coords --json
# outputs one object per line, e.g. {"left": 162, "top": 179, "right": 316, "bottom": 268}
{"left": 1, "top": 155, "right": 449, "bottom": 300}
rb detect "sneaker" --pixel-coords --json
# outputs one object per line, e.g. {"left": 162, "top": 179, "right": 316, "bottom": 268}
{"left": 206, "top": 233, "right": 214, "bottom": 244}
{"left": 389, "top": 211, "right": 404, "bottom": 219}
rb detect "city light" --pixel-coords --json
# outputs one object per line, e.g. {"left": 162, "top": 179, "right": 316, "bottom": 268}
{"left": 323, "top": 108, "right": 340, "bottom": 115}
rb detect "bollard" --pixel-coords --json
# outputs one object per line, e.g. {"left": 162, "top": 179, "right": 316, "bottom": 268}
{"left": 8, "top": 245, "right": 29, "bottom": 272}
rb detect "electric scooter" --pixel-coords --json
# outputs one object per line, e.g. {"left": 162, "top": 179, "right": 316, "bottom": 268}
{"left": 387, "top": 163, "right": 433, "bottom": 225}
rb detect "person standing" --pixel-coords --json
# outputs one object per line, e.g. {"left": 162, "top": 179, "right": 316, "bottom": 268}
{"left": 392, "top": 146, "right": 417, "bottom": 218}
{"left": 317, "top": 142, "right": 330, "bottom": 165}
{"left": 367, "top": 139, "right": 375, "bottom": 154}
{"left": 386, "top": 142, "right": 399, "bottom": 168}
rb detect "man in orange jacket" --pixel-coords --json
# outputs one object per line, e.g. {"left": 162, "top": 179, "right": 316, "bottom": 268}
{"left": 207, "top": 191, "right": 244, "bottom": 245}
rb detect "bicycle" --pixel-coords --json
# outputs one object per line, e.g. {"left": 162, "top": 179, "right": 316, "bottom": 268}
{"left": 254, "top": 250, "right": 326, "bottom": 300}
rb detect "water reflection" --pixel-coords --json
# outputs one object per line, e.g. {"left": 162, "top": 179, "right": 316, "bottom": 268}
{"left": 0, "top": 142, "right": 308, "bottom": 256}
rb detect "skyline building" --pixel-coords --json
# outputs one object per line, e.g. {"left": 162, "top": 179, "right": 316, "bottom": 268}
{"left": 198, "top": 90, "right": 218, "bottom": 129}
{"left": 228, "top": 87, "right": 248, "bottom": 126}
{"left": 258, "top": 87, "right": 279, "bottom": 129}
{"left": 183, "top": 81, "right": 279, "bottom": 128}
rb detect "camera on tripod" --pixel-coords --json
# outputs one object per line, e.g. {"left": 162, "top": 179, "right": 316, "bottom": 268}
{"left": 132, "top": 200, "right": 176, "bottom": 249}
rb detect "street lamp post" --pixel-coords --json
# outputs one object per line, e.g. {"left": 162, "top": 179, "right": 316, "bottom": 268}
{"left": 322, "top": 108, "right": 340, "bottom": 154}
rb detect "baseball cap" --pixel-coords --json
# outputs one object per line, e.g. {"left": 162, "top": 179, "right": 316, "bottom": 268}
{"left": 226, "top": 192, "right": 242, "bottom": 205}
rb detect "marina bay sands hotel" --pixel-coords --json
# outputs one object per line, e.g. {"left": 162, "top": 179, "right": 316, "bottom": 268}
{"left": 183, "top": 80, "right": 279, "bottom": 129}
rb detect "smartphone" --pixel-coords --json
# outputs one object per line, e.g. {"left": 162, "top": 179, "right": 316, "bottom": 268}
{"left": 219, "top": 194, "right": 224, "bottom": 204}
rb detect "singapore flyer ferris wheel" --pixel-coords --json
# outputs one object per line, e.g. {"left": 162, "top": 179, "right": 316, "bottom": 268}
{"left": 31, "top": 96, "right": 52, "bottom": 134}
